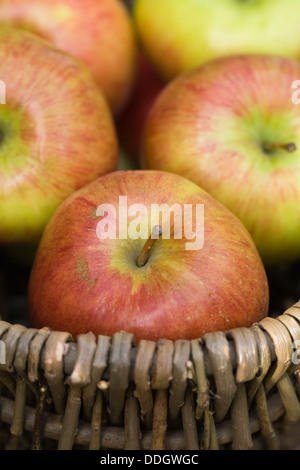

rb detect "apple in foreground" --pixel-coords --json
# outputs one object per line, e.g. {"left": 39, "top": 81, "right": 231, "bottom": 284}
{"left": 0, "top": 27, "right": 118, "bottom": 244}
{"left": 141, "top": 55, "right": 300, "bottom": 265}
{"left": 28, "top": 170, "right": 269, "bottom": 343}
{"left": 134, "top": 0, "right": 300, "bottom": 81}
{"left": 0, "top": 0, "right": 137, "bottom": 115}
{"left": 116, "top": 53, "right": 165, "bottom": 164}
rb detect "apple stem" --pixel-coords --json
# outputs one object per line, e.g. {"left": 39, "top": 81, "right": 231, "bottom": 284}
{"left": 263, "top": 142, "right": 297, "bottom": 153}
{"left": 136, "top": 225, "right": 163, "bottom": 267}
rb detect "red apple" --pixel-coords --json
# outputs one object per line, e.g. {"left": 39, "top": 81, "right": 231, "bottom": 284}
{"left": 116, "top": 52, "right": 165, "bottom": 164}
{"left": 0, "top": 27, "right": 118, "bottom": 244}
{"left": 0, "top": 0, "right": 137, "bottom": 115}
{"left": 28, "top": 170, "right": 269, "bottom": 344}
{"left": 141, "top": 55, "right": 300, "bottom": 266}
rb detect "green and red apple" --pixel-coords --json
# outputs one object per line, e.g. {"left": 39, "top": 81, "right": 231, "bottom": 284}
{"left": 0, "top": 0, "right": 137, "bottom": 114}
{"left": 134, "top": 0, "right": 300, "bottom": 81}
{"left": 0, "top": 27, "right": 118, "bottom": 245}
{"left": 28, "top": 170, "right": 269, "bottom": 343}
{"left": 141, "top": 54, "right": 300, "bottom": 265}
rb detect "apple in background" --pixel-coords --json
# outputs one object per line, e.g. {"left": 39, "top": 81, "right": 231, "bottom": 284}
{"left": 134, "top": 0, "right": 300, "bottom": 81}
{"left": 28, "top": 170, "right": 269, "bottom": 344}
{"left": 0, "top": 0, "right": 137, "bottom": 115}
{"left": 0, "top": 27, "right": 118, "bottom": 245}
{"left": 116, "top": 52, "right": 165, "bottom": 165}
{"left": 141, "top": 54, "right": 300, "bottom": 266}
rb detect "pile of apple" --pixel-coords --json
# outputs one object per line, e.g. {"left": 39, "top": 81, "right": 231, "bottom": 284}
{"left": 2, "top": 0, "right": 300, "bottom": 345}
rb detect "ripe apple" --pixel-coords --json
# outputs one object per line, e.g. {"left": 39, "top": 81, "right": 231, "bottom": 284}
{"left": 141, "top": 54, "right": 300, "bottom": 265}
{"left": 134, "top": 0, "right": 300, "bottom": 81}
{"left": 27, "top": 170, "right": 269, "bottom": 344}
{"left": 116, "top": 52, "right": 165, "bottom": 164}
{"left": 0, "top": 27, "right": 118, "bottom": 245}
{"left": 0, "top": 0, "right": 137, "bottom": 115}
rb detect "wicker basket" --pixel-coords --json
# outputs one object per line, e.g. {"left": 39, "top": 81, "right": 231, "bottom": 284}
{"left": 1, "top": 268, "right": 300, "bottom": 451}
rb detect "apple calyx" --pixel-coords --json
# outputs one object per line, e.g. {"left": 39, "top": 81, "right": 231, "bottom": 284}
{"left": 263, "top": 142, "right": 297, "bottom": 154}
{"left": 136, "top": 225, "right": 163, "bottom": 267}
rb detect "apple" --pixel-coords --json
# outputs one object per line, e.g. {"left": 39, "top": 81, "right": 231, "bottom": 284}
{"left": 0, "top": 0, "right": 137, "bottom": 115}
{"left": 116, "top": 52, "right": 165, "bottom": 164}
{"left": 0, "top": 27, "right": 118, "bottom": 245}
{"left": 27, "top": 170, "right": 269, "bottom": 344}
{"left": 134, "top": 0, "right": 300, "bottom": 81}
{"left": 141, "top": 54, "right": 300, "bottom": 265}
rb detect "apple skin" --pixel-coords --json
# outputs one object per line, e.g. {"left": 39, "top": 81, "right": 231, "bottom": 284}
{"left": 134, "top": 0, "right": 300, "bottom": 81}
{"left": 116, "top": 53, "right": 165, "bottom": 164}
{"left": 28, "top": 170, "right": 269, "bottom": 344}
{"left": 0, "top": 27, "right": 118, "bottom": 244}
{"left": 0, "top": 0, "right": 137, "bottom": 115}
{"left": 141, "top": 55, "right": 300, "bottom": 265}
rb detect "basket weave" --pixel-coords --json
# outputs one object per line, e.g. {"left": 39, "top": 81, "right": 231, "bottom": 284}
{"left": 1, "top": 298, "right": 300, "bottom": 451}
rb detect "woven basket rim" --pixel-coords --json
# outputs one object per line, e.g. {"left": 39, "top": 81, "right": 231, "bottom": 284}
{"left": 1, "top": 300, "right": 300, "bottom": 450}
